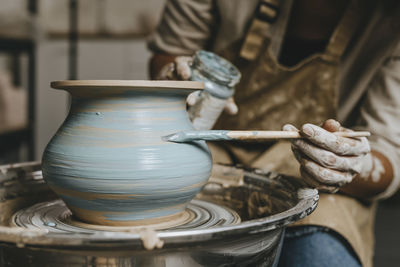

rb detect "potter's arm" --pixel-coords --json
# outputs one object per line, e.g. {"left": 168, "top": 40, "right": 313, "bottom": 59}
{"left": 340, "top": 151, "right": 395, "bottom": 199}
{"left": 340, "top": 44, "right": 400, "bottom": 200}
{"left": 148, "top": 0, "right": 238, "bottom": 114}
{"left": 148, "top": 0, "right": 215, "bottom": 80}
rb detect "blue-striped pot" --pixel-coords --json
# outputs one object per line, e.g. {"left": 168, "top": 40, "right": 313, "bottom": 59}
{"left": 42, "top": 80, "right": 212, "bottom": 226}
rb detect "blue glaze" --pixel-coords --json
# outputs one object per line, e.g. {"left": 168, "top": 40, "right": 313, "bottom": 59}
{"left": 42, "top": 82, "right": 212, "bottom": 225}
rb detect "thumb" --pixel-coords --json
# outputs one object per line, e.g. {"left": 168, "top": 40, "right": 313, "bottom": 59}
{"left": 186, "top": 91, "right": 201, "bottom": 106}
{"left": 321, "top": 119, "right": 341, "bottom": 132}
{"left": 224, "top": 97, "right": 238, "bottom": 115}
{"left": 175, "top": 56, "right": 193, "bottom": 80}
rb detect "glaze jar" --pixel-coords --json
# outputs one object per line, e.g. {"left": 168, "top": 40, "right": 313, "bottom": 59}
{"left": 188, "top": 50, "right": 241, "bottom": 130}
{"left": 42, "top": 80, "right": 212, "bottom": 226}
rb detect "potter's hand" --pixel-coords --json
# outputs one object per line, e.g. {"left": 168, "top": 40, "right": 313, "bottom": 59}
{"left": 283, "top": 119, "right": 371, "bottom": 192}
{"left": 156, "top": 55, "right": 238, "bottom": 115}
{"left": 187, "top": 92, "right": 238, "bottom": 115}
{"left": 156, "top": 56, "right": 193, "bottom": 80}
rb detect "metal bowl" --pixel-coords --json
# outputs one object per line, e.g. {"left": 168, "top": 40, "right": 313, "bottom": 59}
{"left": 0, "top": 162, "right": 318, "bottom": 267}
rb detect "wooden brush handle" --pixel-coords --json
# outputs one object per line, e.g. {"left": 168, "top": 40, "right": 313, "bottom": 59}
{"left": 163, "top": 130, "right": 371, "bottom": 143}
{"left": 226, "top": 131, "right": 371, "bottom": 140}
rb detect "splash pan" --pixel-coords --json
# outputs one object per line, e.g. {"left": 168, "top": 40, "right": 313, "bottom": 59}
{"left": 0, "top": 162, "right": 318, "bottom": 267}
{"left": 11, "top": 199, "right": 240, "bottom": 232}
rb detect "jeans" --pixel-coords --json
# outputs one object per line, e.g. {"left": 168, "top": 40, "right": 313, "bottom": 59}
{"left": 277, "top": 226, "right": 361, "bottom": 267}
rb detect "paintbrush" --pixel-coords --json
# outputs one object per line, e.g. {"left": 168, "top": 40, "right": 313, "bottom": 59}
{"left": 162, "top": 130, "right": 371, "bottom": 143}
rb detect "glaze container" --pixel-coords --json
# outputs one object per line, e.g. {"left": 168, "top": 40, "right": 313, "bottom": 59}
{"left": 188, "top": 50, "right": 241, "bottom": 130}
{"left": 42, "top": 80, "right": 212, "bottom": 225}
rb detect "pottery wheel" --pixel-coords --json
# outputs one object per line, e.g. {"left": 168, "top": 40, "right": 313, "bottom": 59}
{"left": 11, "top": 199, "right": 240, "bottom": 233}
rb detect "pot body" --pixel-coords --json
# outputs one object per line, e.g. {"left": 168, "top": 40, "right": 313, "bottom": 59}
{"left": 42, "top": 82, "right": 212, "bottom": 225}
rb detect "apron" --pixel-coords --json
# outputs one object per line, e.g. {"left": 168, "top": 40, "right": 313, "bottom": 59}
{"left": 209, "top": 1, "right": 376, "bottom": 266}
{"left": 212, "top": 0, "right": 363, "bottom": 166}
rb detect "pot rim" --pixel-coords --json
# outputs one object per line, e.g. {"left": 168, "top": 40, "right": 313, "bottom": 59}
{"left": 51, "top": 80, "right": 204, "bottom": 91}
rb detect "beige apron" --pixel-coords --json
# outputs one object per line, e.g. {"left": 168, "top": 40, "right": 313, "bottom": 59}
{"left": 210, "top": 1, "right": 375, "bottom": 266}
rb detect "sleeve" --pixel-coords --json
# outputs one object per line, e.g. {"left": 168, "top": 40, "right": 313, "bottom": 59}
{"left": 357, "top": 42, "right": 400, "bottom": 199}
{"left": 148, "top": 0, "right": 215, "bottom": 55}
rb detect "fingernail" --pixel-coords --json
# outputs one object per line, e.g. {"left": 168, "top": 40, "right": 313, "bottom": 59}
{"left": 283, "top": 124, "right": 297, "bottom": 131}
{"left": 282, "top": 124, "right": 291, "bottom": 131}
{"left": 228, "top": 104, "right": 238, "bottom": 115}
{"left": 302, "top": 125, "right": 314, "bottom": 137}
{"left": 181, "top": 70, "right": 191, "bottom": 80}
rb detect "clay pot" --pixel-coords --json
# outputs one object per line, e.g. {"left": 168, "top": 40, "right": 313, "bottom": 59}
{"left": 42, "top": 80, "right": 212, "bottom": 226}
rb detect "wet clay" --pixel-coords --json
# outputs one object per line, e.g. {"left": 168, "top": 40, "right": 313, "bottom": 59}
{"left": 66, "top": 210, "right": 195, "bottom": 230}
{"left": 200, "top": 165, "right": 300, "bottom": 221}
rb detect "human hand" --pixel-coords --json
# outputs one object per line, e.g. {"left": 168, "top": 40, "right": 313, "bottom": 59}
{"left": 187, "top": 92, "right": 238, "bottom": 115}
{"left": 156, "top": 55, "right": 239, "bottom": 115}
{"left": 156, "top": 56, "right": 193, "bottom": 80}
{"left": 283, "top": 119, "right": 371, "bottom": 192}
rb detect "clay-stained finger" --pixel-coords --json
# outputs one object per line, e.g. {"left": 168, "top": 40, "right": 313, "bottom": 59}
{"left": 292, "top": 147, "right": 354, "bottom": 185}
{"left": 321, "top": 119, "right": 341, "bottom": 132}
{"left": 292, "top": 146, "right": 341, "bottom": 192}
{"left": 300, "top": 167, "right": 340, "bottom": 193}
{"left": 175, "top": 56, "right": 192, "bottom": 80}
{"left": 186, "top": 90, "right": 201, "bottom": 106}
{"left": 292, "top": 139, "right": 364, "bottom": 173}
{"left": 224, "top": 97, "right": 238, "bottom": 115}
{"left": 156, "top": 62, "right": 175, "bottom": 80}
{"left": 301, "top": 123, "right": 370, "bottom": 156}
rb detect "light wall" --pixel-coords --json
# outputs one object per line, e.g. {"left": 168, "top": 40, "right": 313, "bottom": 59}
{"left": 35, "top": 39, "right": 151, "bottom": 160}
{"left": 1, "top": 0, "right": 165, "bottom": 160}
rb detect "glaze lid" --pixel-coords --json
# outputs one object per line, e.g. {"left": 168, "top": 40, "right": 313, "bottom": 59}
{"left": 51, "top": 80, "right": 204, "bottom": 91}
{"left": 191, "top": 51, "right": 241, "bottom": 87}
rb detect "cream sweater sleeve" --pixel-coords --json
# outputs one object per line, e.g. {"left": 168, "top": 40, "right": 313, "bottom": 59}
{"left": 358, "top": 42, "right": 400, "bottom": 199}
{"left": 148, "top": 0, "right": 215, "bottom": 55}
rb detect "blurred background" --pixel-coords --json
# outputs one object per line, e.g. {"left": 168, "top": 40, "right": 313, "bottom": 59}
{"left": 0, "top": 1, "right": 398, "bottom": 265}
{"left": 0, "top": 0, "right": 164, "bottom": 164}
